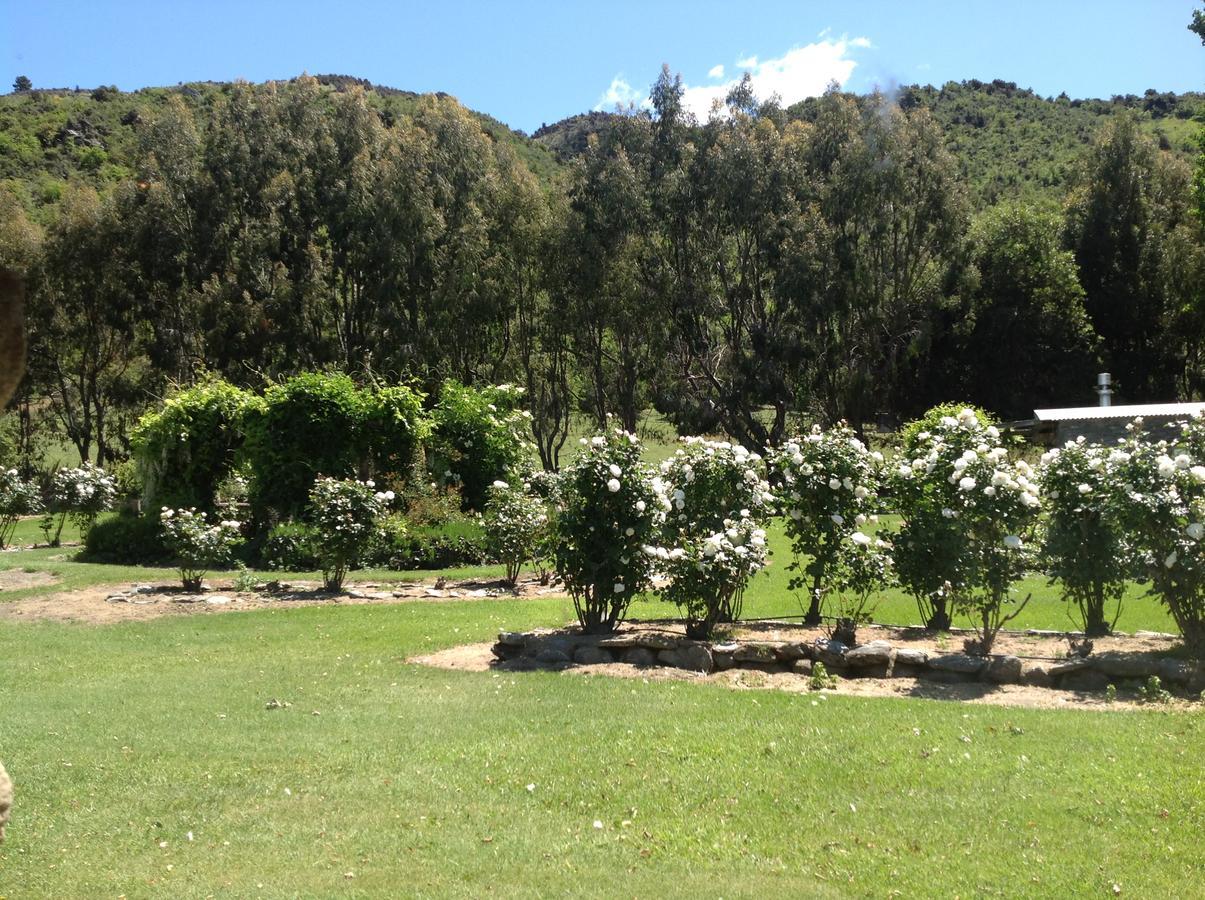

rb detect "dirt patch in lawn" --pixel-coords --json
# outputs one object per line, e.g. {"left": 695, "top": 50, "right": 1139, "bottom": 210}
{"left": 412, "top": 621, "right": 1201, "bottom": 713}
{"left": 0, "top": 569, "right": 59, "bottom": 591}
{"left": 0, "top": 573, "right": 567, "bottom": 625}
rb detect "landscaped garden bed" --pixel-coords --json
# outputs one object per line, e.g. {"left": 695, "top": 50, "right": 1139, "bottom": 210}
{"left": 485, "top": 620, "right": 1205, "bottom": 699}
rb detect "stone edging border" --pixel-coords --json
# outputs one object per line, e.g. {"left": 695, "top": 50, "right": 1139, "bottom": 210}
{"left": 492, "top": 630, "right": 1205, "bottom": 694}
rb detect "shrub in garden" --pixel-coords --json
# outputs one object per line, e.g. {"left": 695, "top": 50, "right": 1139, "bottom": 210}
{"left": 892, "top": 407, "right": 1042, "bottom": 653}
{"left": 308, "top": 476, "right": 393, "bottom": 591}
{"left": 361, "top": 384, "right": 431, "bottom": 482}
{"left": 261, "top": 521, "right": 320, "bottom": 571}
{"left": 655, "top": 438, "right": 774, "bottom": 638}
{"left": 241, "top": 373, "right": 370, "bottom": 521}
{"left": 551, "top": 429, "right": 663, "bottom": 633}
{"left": 1039, "top": 438, "right": 1133, "bottom": 636}
{"left": 41, "top": 463, "right": 117, "bottom": 546}
{"left": 432, "top": 382, "right": 531, "bottom": 510}
{"left": 827, "top": 530, "right": 894, "bottom": 646}
{"left": 0, "top": 467, "right": 42, "bottom": 549}
{"left": 159, "top": 507, "right": 244, "bottom": 591}
{"left": 767, "top": 424, "right": 884, "bottom": 626}
{"left": 1112, "top": 415, "right": 1205, "bottom": 653}
{"left": 483, "top": 479, "right": 548, "bottom": 586}
{"left": 131, "top": 378, "right": 250, "bottom": 513}
{"left": 83, "top": 512, "right": 168, "bottom": 563}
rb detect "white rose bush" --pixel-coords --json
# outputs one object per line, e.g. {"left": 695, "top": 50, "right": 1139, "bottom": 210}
{"left": 892, "top": 408, "right": 1041, "bottom": 654}
{"left": 1038, "top": 438, "right": 1133, "bottom": 636}
{"left": 309, "top": 476, "right": 393, "bottom": 591}
{"left": 160, "top": 507, "right": 244, "bottom": 591}
{"left": 0, "top": 467, "right": 43, "bottom": 549}
{"left": 1112, "top": 414, "right": 1205, "bottom": 652}
{"left": 483, "top": 479, "right": 549, "bottom": 586}
{"left": 766, "top": 424, "right": 885, "bottom": 628}
{"left": 551, "top": 429, "right": 664, "bottom": 633}
{"left": 654, "top": 438, "right": 774, "bottom": 638}
{"left": 42, "top": 463, "right": 118, "bottom": 547}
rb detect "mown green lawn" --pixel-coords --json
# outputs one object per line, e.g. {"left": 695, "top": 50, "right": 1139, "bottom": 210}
{"left": 1, "top": 512, "right": 1202, "bottom": 896}
{"left": 1, "top": 595, "right": 1202, "bottom": 898}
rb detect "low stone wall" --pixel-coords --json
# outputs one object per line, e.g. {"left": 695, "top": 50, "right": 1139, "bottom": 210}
{"left": 492, "top": 630, "right": 1205, "bottom": 695}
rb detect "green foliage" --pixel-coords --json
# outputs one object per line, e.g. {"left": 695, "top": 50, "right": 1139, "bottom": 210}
{"left": 955, "top": 203, "right": 1100, "bottom": 417}
{"left": 383, "top": 520, "right": 492, "bottom": 570}
{"left": 42, "top": 462, "right": 118, "bottom": 546}
{"left": 892, "top": 406, "right": 1042, "bottom": 650}
{"left": 260, "top": 521, "right": 320, "bottom": 572}
{"left": 363, "top": 384, "right": 430, "bottom": 483}
{"left": 767, "top": 424, "right": 886, "bottom": 626}
{"left": 241, "top": 373, "right": 370, "bottom": 521}
{"left": 131, "top": 377, "right": 250, "bottom": 513}
{"left": 1111, "top": 414, "right": 1205, "bottom": 652}
{"left": 657, "top": 439, "right": 774, "bottom": 637}
{"left": 1038, "top": 438, "right": 1133, "bottom": 635}
{"left": 0, "top": 466, "right": 43, "bottom": 548}
{"left": 551, "top": 429, "right": 663, "bottom": 633}
{"left": 1139, "top": 675, "right": 1172, "bottom": 704}
{"left": 899, "top": 403, "right": 997, "bottom": 458}
{"left": 82, "top": 512, "right": 168, "bottom": 563}
{"left": 482, "top": 480, "right": 548, "bottom": 585}
{"left": 159, "top": 506, "right": 243, "bottom": 591}
{"left": 307, "top": 476, "right": 391, "bottom": 591}
{"left": 432, "top": 382, "right": 530, "bottom": 510}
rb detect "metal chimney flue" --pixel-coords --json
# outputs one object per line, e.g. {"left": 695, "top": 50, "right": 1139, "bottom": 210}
{"left": 1096, "top": 372, "right": 1112, "bottom": 408}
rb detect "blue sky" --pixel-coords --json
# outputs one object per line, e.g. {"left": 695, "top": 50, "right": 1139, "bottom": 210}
{"left": 2, "top": 0, "right": 1202, "bottom": 132}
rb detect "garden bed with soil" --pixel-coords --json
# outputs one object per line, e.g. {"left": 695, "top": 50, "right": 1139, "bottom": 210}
{"left": 0, "top": 573, "right": 564, "bottom": 624}
{"left": 413, "top": 620, "right": 1205, "bottom": 711}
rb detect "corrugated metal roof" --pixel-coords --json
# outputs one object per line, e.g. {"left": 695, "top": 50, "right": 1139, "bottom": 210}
{"left": 1033, "top": 402, "right": 1205, "bottom": 422}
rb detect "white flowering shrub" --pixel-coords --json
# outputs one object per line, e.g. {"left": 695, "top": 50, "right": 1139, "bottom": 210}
{"left": 551, "top": 429, "right": 663, "bottom": 633}
{"left": 828, "top": 529, "right": 894, "bottom": 645}
{"left": 1038, "top": 438, "right": 1133, "bottom": 635}
{"left": 766, "top": 424, "right": 885, "bottom": 626}
{"left": 0, "top": 467, "right": 43, "bottom": 549}
{"left": 1112, "top": 415, "right": 1205, "bottom": 653}
{"left": 42, "top": 463, "right": 118, "bottom": 547}
{"left": 891, "top": 407, "right": 1041, "bottom": 653}
{"left": 160, "top": 507, "right": 244, "bottom": 591}
{"left": 309, "top": 476, "right": 392, "bottom": 591}
{"left": 483, "top": 479, "right": 549, "bottom": 585}
{"left": 654, "top": 438, "right": 775, "bottom": 638}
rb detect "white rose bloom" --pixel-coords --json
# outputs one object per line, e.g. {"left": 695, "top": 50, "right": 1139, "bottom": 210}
{"left": 1077, "top": 483, "right": 1092, "bottom": 495}
{"left": 635, "top": 500, "right": 646, "bottom": 512}
{"left": 855, "top": 513, "right": 867, "bottom": 526}
{"left": 850, "top": 532, "right": 871, "bottom": 546}
{"left": 898, "top": 464, "right": 913, "bottom": 477}
{"left": 984, "top": 486, "right": 996, "bottom": 497}
{"left": 608, "top": 464, "right": 622, "bottom": 477}
{"left": 625, "top": 527, "right": 635, "bottom": 537}
{"left": 941, "top": 507, "right": 956, "bottom": 519}
{"left": 854, "top": 486, "right": 869, "bottom": 499}
{"left": 828, "top": 478, "right": 841, "bottom": 490}
{"left": 1190, "top": 466, "right": 1205, "bottom": 483}
{"left": 958, "top": 477, "right": 976, "bottom": 491}
{"left": 1186, "top": 523, "right": 1204, "bottom": 541}
{"left": 831, "top": 514, "right": 844, "bottom": 525}
{"left": 607, "top": 478, "right": 621, "bottom": 493}
{"left": 591, "top": 436, "right": 606, "bottom": 446}
{"left": 1003, "top": 534, "right": 1023, "bottom": 550}
{"left": 1174, "top": 454, "right": 1191, "bottom": 470}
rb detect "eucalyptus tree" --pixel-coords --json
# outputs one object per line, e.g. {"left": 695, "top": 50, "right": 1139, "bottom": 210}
{"left": 794, "top": 90, "right": 967, "bottom": 431}
{"left": 1065, "top": 114, "right": 1202, "bottom": 400}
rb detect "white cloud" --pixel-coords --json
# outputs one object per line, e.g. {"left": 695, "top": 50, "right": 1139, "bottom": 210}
{"left": 708, "top": 63, "right": 725, "bottom": 79}
{"left": 594, "top": 75, "right": 645, "bottom": 110}
{"left": 682, "top": 36, "right": 870, "bottom": 119}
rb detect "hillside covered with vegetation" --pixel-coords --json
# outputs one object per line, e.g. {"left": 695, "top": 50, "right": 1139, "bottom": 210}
{"left": 1, "top": 67, "right": 1203, "bottom": 475}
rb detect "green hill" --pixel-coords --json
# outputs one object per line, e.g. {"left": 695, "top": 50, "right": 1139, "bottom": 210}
{"left": 533, "top": 79, "right": 1204, "bottom": 207}
{"left": 0, "top": 74, "right": 561, "bottom": 220}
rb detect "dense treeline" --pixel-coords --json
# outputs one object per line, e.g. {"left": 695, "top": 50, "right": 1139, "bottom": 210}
{"left": 1, "top": 71, "right": 1203, "bottom": 472}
